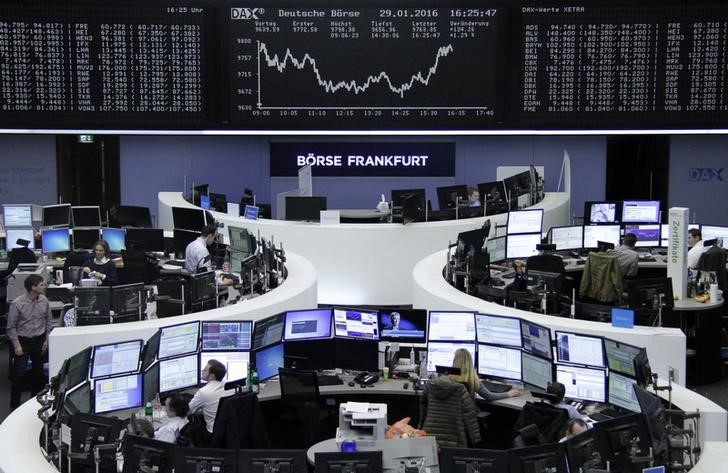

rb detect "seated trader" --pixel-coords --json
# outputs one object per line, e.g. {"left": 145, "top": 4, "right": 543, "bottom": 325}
{"left": 155, "top": 393, "right": 190, "bottom": 443}
{"left": 450, "top": 348, "right": 521, "bottom": 400}
{"left": 559, "top": 418, "right": 589, "bottom": 443}
{"left": 467, "top": 187, "right": 481, "bottom": 208}
{"left": 184, "top": 225, "right": 234, "bottom": 286}
{"left": 82, "top": 239, "right": 118, "bottom": 286}
{"left": 687, "top": 228, "right": 708, "bottom": 269}
{"left": 547, "top": 382, "right": 586, "bottom": 420}
{"left": 189, "top": 359, "right": 229, "bottom": 437}
{"left": 6, "top": 274, "right": 53, "bottom": 410}
{"left": 606, "top": 233, "right": 639, "bottom": 278}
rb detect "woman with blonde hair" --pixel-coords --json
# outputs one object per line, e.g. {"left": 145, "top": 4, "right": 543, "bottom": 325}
{"left": 450, "top": 348, "right": 521, "bottom": 400}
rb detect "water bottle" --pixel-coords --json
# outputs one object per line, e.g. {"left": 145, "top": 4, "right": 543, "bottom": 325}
{"left": 144, "top": 400, "right": 153, "bottom": 419}
{"left": 223, "top": 253, "right": 230, "bottom": 273}
{"left": 246, "top": 363, "right": 252, "bottom": 391}
{"left": 152, "top": 392, "right": 162, "bottom": 415}
{"left": 251, "top": 365, "right": 259, "bottom": 394}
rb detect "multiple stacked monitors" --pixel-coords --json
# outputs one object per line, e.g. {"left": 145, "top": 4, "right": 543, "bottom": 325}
{"left": 201, "top": 321, "right": 253, "bottom": 350}
{"left": 94, "top": 374, "right": 143, "bottom": 414}
{"left": 333, "top": 308, "right": 379, "bottom": 340}
{"left": 555, "top": 364, "right": 607, "bottom": 403}
{"left": 487, "top": 235, "right": 507, "bottom": 263}
{"left": 283, "top": 309, "right": 333, "bottom": 341}
{"left": 41, "top": 228, "right": 71, "bottom": 253}
{"left": 42, "top": 204, "right": 71, "bottom": 228}
{"left": 555, "top": 332, "right": 605, "bottom": 368}
{"left": 91, "top": 340, "right": 142, "bottom": 379}
{"left": 72, "top": 206, "right": 102, "bottom": 228}
{"left": 506, "top": 233, "right": 541, "bottom": 259}
{"left": 2, "top": 204, "right": 33, "bottom": 227}
{"left": 521, "top": 351, "right": 553, "bottom": 390}
{"left": 159, "top": 354, "right": 199, "bottom": 393}
{"left": 379, "top": 309, "right": 427, "bottom": 343}
{"left": 622, "top": 201, "right": 660, "bottom": 224}
{"left": 426, "top": 342, "right": 476, "bottom": 373}
{"left": 477, "top": 344, "right": 522, "bottom": 381}
{"left": 582, "top": 225, "right": 620, "bottom": 249}
{"left": 199, "top": 351, "right": 249, "bottom": 384}
{"left": 520, "top": 320, "right": 552, "bottom": 360}
{"left": 428, "top": 311, "right": 476, "bottom": 342}
{"left": 101, "top": 227, "right": 126, "bottom": 252}
{"left": 475, "top": 314, "right": 521, "bottom": 347}
{"left": 158, "top": 322, "right": 200, "bottom": 360}
{"left": 125, "top": 228, "right": 165, "bottom": 252}
{"left": 73, "top": 228, "right": 101, "bottom": 250}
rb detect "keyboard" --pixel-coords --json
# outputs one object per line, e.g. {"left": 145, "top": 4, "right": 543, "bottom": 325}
{"left": 165, "top": 260, "right": 185, "bottom": 267}
{"left": 481, "top": 380, "right": 512, "bottom": 393}
{"left": 589, "top": 408, "right": 621, "bottom": 422}
{"left": 500, "top": 271, "right": 516, "bottom": 280}
{"left": 589, "top": 412, "right": 612, "bottom": 422}
{"left": 317, "top": 374, "right": 344, "bottom": 386}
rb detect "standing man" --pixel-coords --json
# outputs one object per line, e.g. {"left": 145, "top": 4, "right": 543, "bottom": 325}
{"left": 189, "top": 359, "right": 229, "bottom": 442}
{"left": 7, "top": 274, "right": 53, "bottom": 410}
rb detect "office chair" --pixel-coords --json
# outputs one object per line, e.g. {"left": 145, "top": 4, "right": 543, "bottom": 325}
{"left": 418, "top": 377, "right": 482, "bottom": 448}
{"left": 277, "top": 367, "right": 328, "bottom": 448}
{"left": 120, "top": 248, "right": 159, "bottom": 285}
{"left": 512, "top": 401, "right": 570, "bottom": 447}
{"left": 579, "top": 252, "right": 623, "bottom": 304}
{"left": 475, "top": 284, "right": 506, "bottom": 304}
{"left": 507, "top": 290, "right": 543, "bottom": 314}
{"left": 210, "top": 391, "right": 269, "bottom": 449}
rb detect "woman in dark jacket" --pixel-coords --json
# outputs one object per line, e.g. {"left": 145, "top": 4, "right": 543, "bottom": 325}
{"left": 82, "top": 239, "right": 118, "bottom": 286}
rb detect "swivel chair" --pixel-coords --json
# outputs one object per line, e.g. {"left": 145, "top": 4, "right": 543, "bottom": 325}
{"left": 277, "top": 367, "right": 329, "bottom": 448}
{"left": 210, "top": 391, "right": 269, "bottom": 449}
{"left": 512, "top": 401, "right": 569, "bottom": 447}
{"left": 579, "top": 252, "right": 623, "bottom": 304}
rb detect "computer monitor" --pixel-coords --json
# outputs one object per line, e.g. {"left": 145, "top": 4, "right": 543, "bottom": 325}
{"left": 239, "top": 450, "right": 307, "bottom": 473}
{"left": 72, "top": 206, "right": 101, "bottom": 228}
{"left": 228, "top": 226, "right": 254, "bottom": 255}
{"left": 439, "top": 447, "right": 509, "bottom": 473}
{"left": 565, "top": 427, "right": 602, "bottom": 473}
{"left": 173, "top": 228, "right": 200, "bottom": 257}
{"left": 509, "top": 443, "right": 568, "bottom": 473}
{"left": 555, "top": 364, "right": 606, "bottom": 403}
{"left": 621, "top": 200, "right": 660, "bottom": 224}
{"left": 503, "top": 171, "right": 532, "bottom": 200}
{"left": 172, "top": 447, "right": 238, "bottom": 473}
{"left": 94, "top": 373, "right": 143, "bottom": 414}
{"left": 172, "top": 206, "right": 206, "bottom": 232}
{"left": 73, "top": 228, "right": 100, "bottom": 251}
{"left": 593, "top": 413, "right": 653, "bottom": 472}
{"left": 199, "top": 351, "right": 249, "bottom": 384}
{"left": 125, "top": 228, "right": 165, "bottom": 252}
{"left": 700, "top": 224, "right": 728, "bottom": 246}
{"left": 623, "top": 224, "right": 660, "bottom": 247}
{"left": 254, "top": 342, "right": 285, "bottom": 382}
{"left": 101, "top": 227, "right": 126, "bottom": 252}
{"left": 159, "top": 354, "right": 199, "bottom": 393}
{"left": 506, "top": 233, "right": 541, "bottom": 259}
{"left": 65, "top": 346, "right": 92, "bottom": 390}
{"left": 143, "top": 362, "right": 159, "bottom": 407}
{"left": 391, "top": 188, "right": 426, "bottom": 208}
{"left": 427, "top": 311, "right": 476, "bottom": 342}
{"left": 189, "top": 271, "right": 217, "bottom": 304}
{"left": 333, "top": 307, "right": 379, "bottom": 340}
{"left": 583, "top": 225, "right": 621, "bottom": 249}
{"left": 41, "top": 228, "right": 71, "bottom": 254}
{"left": 69, "top": 413, "right": 122, "bottom": 465}
{"left": 608, "top": 372, "right": 641, "bottom": 413}
{"left": 625, "top": 277, "right": 674, "bottom": 311}
{"left": 478, "top": 344, "right": 522, "bottom": 381}
{"left": 456, "top": 228, "right": 488, "bottom": 258}
{"left": 283, "top": 308, "right": 333, "bottom": 341}
{"left": 549, "top": 225, "right": 584, "bottom": 251}
{"left": 2, "top": 204, "right": 33, "bottom": 227}
{"left": 521, "top": 352, "right": 553, "bottom": 390}
{"left": 64, "top": 381, "right": 92, "bottom": 416}
{"left": 660, "top": 223, "right": 670, "bottom": 247}
{"left": 584, "top": 201, "right": 620, "bottom": 225}
{"left": 478, "top": 181, "right": 508, "bottom": 214}
{"left": 252, "top": 312, "right": 285, "bottom": 349}
{"left": 379, "top": 309, "right": 427, "bottom": 343}
{"left": 633, "top": 385, "right": 668, "bottom": 459}
{"left": 111, "top": 283, "right": 146, "bottom": 320}
{"left": 315, "top": 452, "right": 383, "bottom": 473}
{"left": 507, "top": 209, "right": 543, "bottom": 235}
{"left": 335, "top": 338, "right": 379, "bottom": 372}
{"left": 91, "top": 339, "right": 142, "bottom": 379}
{"left": 283, "top": 339, "right": 335, "bottom": 370}
{"left": 285, "top": 196, "right": 327, "bottom": 222}
{"left": 401, "top": 192, "right": 427, "bottom": 224}
{"left": 121, "top": 435, "right": 174, "bottom": 473}
{"left": 603, "top": 338, "right": 642, "bottom": 377}
{"left": 201, "top": 321, "right": 253, "bottom": 351}
{"left": 521, "top": 320, "right": 552, "bottom": 360}
{"left": 487, "top": 235, "right": 507, "bottom": 262}
{"left": 158, "top": 321, "right": 200, "bottom": 360}
{"left": 42, "top": 203, "right": 71, "bottom": 228}
{"left": 209, "top": 193, "right": 227, "bottom": 212}
{"left": 5, "top": 228, "right": 35, "bottom": 250}
{"left": 200, "top": 195, "right": 210, "bottom": 209}
{"left": 74, "top": 287, "right": 111, "bottom": 325}
{"left": 191, "top": 184, "right": 210, "bottom": 206}
{"left": 113, "top": 206, "right": 153, "bottom": 228}
{"left": 436, "top": 184, "right": 468, "bottom": 210}
{"left": 425, "top": 342, "right": 476, "bottom": 373}
{"left": 475, "top": 313, "right": 521, "bottom": 347}
{"left": 142, "top": 330, "right": 160, "bottom": 372}
{"left": 555, "top": 331, "right": 605, "bottom": 368}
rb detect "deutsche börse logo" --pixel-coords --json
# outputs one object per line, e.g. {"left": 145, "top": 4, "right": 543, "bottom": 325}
{"left": 231, "top": 8, "right": 263, "bottom": 20}
{"left": 689, "top": 168, "right": 723, "bottom": 182}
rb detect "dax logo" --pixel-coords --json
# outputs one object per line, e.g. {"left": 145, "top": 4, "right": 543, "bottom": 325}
{"left": 231, "top": 7, "right": 263, "bottom": 20}
{"left": 689, "top": 168, "right": 724, "bottom": 182}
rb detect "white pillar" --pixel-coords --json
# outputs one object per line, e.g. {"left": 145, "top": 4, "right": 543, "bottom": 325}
{"left": 667, "top": 207, "right": 689, "bottom": 300}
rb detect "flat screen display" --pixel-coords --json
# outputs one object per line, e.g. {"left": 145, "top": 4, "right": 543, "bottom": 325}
{"left": 660, "top": 224, "right": 670, "bottom": 247}
{"left": 425, "top": 342, "right": 475, "bottom": 373}
{"left": 333, "top": 308, "right": 379, "bottom": 340}
{"left": 283, "top": 308, "right": 332, "bottom": 341}
{"left": 583, "top": 225, "right": 620, "bottom": 249}
{"left": 621, "top": 201, "right": 660, "bottom": 224}
{"left": 427, "top": 311, "right": 476, "bottom": 342}
{"left": 475, "top": 313, "right": 521, "bottom": 347}
{"left": 172, "top": 206, "right": 206, "bottom": 232}
{"left": 478, "top": 344, "right": 522, "bottom": 381}
{"left": 254, "top": 343, "right": 284, "bottom": 382}
{"left": 42, "top": 204, "right": 71, "bottom": 228}
{"left": 506, "top": 233, "right": 541, "bottom": 259}
{"left": 608, "top": 372, "right": 640, "bottom": 413}
{"left": 199, "top": 351, "right": 249, "bottom": 384}
{"left": 604, "top": 338, "right": 642, "bottom": 377}
{"left": 487, "top": 235, "right": 507, "bottom": 262}
{"left": 73, "top": 228, "right": 100, "bottom": 250}
{"left": 42, "top": 228, "right": 71, "bottom": 253}
{"left": 102, "top": 227, "right": 126, "bottom": 252}
{"left": 550, "top": 225, "right": 583, "bottom": 251}
{"left": 125, "top": 228, "right": 164, "bottom": 252}
{"left": 158, "top": 321, "right": 200, "bottom": 360}
{"left": 6, "top": 228, "right": 35, "bottom": 250}
{"left": 623, "top": 224, "right": 660, "bottom": 247}
{"left": 507, "top": 209, "right": 543, "bottom": 234}
{"left": 201, "top": 321, "right": 253, "bottom": 350}
{"left": 3, "top": 204, "right": 33, "bottom": 227}
{"left": 701, "top": 225, "right": 728, "bottom": 246}
{"left": 521, "top": 352, "right": 553, "bottom": 390}
{"left": 94, "top": 373, "right": 143, "bottom": 414}
{"left": 379, "top": 309, "right": 427, "bottom": 343}
{"left": 159, "top": 354, "right": 199, "bottom": 393}
{"left": 91, "top": 340, "right": 142, "bottom": 379}
{"left": 556, "top": 364, "right": 607, "bottom": 403}
{"left": 228, "top": 226, "right": 253, "bottom": 254}
{"left": 586, "top": 202, "right": 619, "bottom": 224}
{"left": 252, "top": 312, "right": 285, "bottom": 349}
{"left": 555, "top": 331, "right": 605, "bottom": 368}
{"left": 72, "top": 206, "right": 102, "bottom": 228}
{"left": 521, "top": 320, "right": 552, "bottom": 360}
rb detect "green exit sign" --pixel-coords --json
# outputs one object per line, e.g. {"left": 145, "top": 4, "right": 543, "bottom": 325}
{"left": 78, "top": 135, "right": 94, "bottom": 143}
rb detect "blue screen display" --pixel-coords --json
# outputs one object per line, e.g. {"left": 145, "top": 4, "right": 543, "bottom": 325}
{"left": 102, "top": 227, "right": 126, "bottom": 252}
{"left": 42, "top": 228, "right": 70, "bottom": 253}
{"left": 255, "top": 343, "right": 284, "bottom": 382}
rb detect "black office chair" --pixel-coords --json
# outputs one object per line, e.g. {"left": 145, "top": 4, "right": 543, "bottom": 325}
{"left": 512, "top": 401, "right": 570, "bottom": 447}
{"left": 210, "top": 391, "right": 269, "bottom": 449}
{"left": 475, "top": 284, "right": 506, "bottom": 304}
{"left": 120, "top": 248, "right": 159, "bottom": 285}
{"left": 277, "top": 367, "right": 328, "bottom": 448}
{"left": 507, "top": 290, "right": 543, "bottom": 313}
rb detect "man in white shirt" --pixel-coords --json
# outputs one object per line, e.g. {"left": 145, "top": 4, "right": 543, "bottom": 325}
{"left": 184, "top": 224, "right": 218, "bottom": 273}
{"left": 687, "top": 228, "right": 708, "bottom": 269}
{"left": 189, "top": 359, "right": 229, "bottom": 434}
{"left": 154, "top": 394, "right": 189, "bottom": 443}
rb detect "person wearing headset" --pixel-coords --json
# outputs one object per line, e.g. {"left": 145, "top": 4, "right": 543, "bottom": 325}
{"left": 82, "top": 239, "right": 118, "bottom": 286}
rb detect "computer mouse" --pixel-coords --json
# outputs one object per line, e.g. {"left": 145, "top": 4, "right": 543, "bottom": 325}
{"left": 348, "top": 381, "right": 355, "bottom": 387}
{"left": 403, "top": 383, "right": 409, "bottom": 390}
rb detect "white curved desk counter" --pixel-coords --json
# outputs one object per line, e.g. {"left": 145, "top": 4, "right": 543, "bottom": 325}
{"left": 47, "top": 251, "right": 317, "bottom": 377}
{"left": 158, "top": 191, "right": 570, "bottom": 306}
{"left": 412, "top": 250, "right": 727, "bottom": 444}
